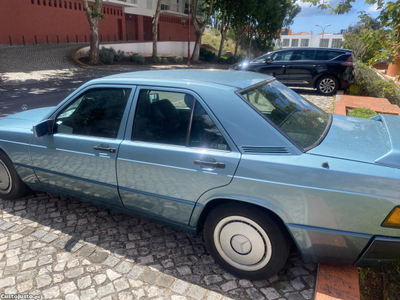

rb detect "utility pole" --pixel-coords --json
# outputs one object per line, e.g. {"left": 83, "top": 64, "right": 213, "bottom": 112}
{"left": 188, "top": 0, "right": 191, "bottom": 67}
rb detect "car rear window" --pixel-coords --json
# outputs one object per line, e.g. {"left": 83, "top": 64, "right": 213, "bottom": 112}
{"left": 291, "top": 50, "right": 316, "bottom": 61}
{"left": 326, "top": 51, "right": 344, "bottom": 60}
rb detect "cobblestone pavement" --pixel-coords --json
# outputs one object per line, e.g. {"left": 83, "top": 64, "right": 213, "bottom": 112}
{"left": 291, "top": 88, "right": 334, "bottom": 113}
{"left": 0, "top": 192, "right": 317, "bottom": 300}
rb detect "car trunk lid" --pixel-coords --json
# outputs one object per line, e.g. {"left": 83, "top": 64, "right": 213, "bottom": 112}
{"left": 308, "top": 114, "right": 400, "bottom": 168}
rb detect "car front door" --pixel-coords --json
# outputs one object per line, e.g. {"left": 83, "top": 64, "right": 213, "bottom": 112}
{"left": 30, "top": 86, "right": 135, "bottom": 208}
{"left": 257, "top": 50, "right": 293, "bottom": 83}
{"left": 117, "top": 87, "right": 241, "bottom": 226}
{"left": 286, "top": 50, "right": 317, "bottom": 86}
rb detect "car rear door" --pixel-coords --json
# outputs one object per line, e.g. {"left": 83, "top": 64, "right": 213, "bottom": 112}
{"left": 257, "top": 50, "right": 293, "bottom": 83}
{"left": 286, "top": 49, "right": 317, "bottom": 86}
{"left": 116, "top": 87, "right": 241, "bottom": 227}
{"left": 30, "top": 85, "right": 135, "bottom": 208}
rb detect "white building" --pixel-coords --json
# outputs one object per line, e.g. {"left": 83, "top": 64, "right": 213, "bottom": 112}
{"left": 277, "top": 33, "right": 344, "bottom": 49}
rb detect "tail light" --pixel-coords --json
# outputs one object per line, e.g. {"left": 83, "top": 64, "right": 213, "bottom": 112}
{"left": 341, "top": 55, "right": 354, "bottom": 67}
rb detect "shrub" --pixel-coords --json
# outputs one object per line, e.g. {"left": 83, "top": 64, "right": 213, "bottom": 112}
{"left": 199, "top": 47, "right": 216, "bottom": 62}
{"left": 130, "top": 53, "right": 145, "bottom": 64}
{"left": 99, "top": 47, "right": 115, "bottom": 64}
{"left": 162, "top": 57, "right": 169, "bottom": 64}
{"left": 152, "top": 55, "right": 162, "bottom": 64}
{"left": 218, "top": 54, "right": 235, "bottom": 64}
{"left": 348, "top": 84, "right": 361, "bottom": 95}
{"left": 169, "top": 56, "right": 183, "bottom": 64}
{"left": 347, "top": 107, "right": 378, "bottom": 119}
{"left": 355, "top": 61, "right": 400, "bottom": 107}
{"left": 114, "top": 50, "right": 125, "bottom": 62}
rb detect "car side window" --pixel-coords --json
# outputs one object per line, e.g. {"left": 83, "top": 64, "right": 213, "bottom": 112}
{"left": 314, "top": 51, "right": 325, "bottom": 61}
{"left": 132, "top": 89, "right": 230, "bottom": 151}
{"left": 271, "top": 51, "right": 293, "bottom": 62}
{"left": 291, "top": 50, "right": 316, "bottom": 61}
{"left": 55, "top": 88, "right": 131, "bottom": 138}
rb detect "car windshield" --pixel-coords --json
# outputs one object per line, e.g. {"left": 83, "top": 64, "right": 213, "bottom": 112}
{"left": 240, "top": 80, "right": 331, "bottom": 150}
{"left": 252, "top": 53, "right": 271, "bottom": 63}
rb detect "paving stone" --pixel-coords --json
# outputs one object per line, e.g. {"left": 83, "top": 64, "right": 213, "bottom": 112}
{"left": 289, "top": 267, "right": 309, "bottom": 276}
{"left": 94, "top": 274, "right": 107, "bottom": 285}
{"left": 114, "top": 278, "right": 130, "bottom": 292}
{"left": 302, "top": 275, "right": 315, "bottom": 288}
{"left": 107, "top": 269, "right": 122, "bottom": 281}
{"left": 78, "top": 275, "right": 92, "bottom": 289}
{"left": 65, "top": 267, "right": 84, "bottom": 279}
{"left": 61, "top": 282, "right": 77, "bottom": 294}
{"left": 115, "top": 261, "right": 132, "bottom": 274}
{"left": 221, "top": 280, "right": 237, "bottom": 292}
{"left": 17, "top": 280, "right": 33, "bottom": 293}
{"left": 0, "top": 276, "right": 16, "bottom": 288}
{"left": 186, "top": 285, "right": 207, "bottom": 300}
{"left": 204, "top": 275, "right": 223, "bottom": 286}
{"left": 103, "top": 255, "right": 121, "bottom": 268}
{"left": 172, "top": 280, "right": 190, "bottom": 294}
{"left": 89, "top": 251, "right": 109, "bottom": 263}
{"left": 65, "top": 294, "right": 80, "bottom": 300}
{"left": 41, "top": 233, "right": 58, "bottom": 243}
{"left": 239, "top": 279, "right": 253, "bottom": 288}
{"left": 81, "top": 288, "right": 97, "bottom": 300}
{"left": 290, "top": 277, "right": 305, "bottom": 290}
{"left": 56, "top": 252, "right": 73, "bottom": 262}
{"left": 284, "top": 292, "right": 304, "bottom": 300}
{"left": 98, "top": 282, "right": 116, "bottom": 298}
{"left": 246, "top": 288, "right": 265, "bottom": 300}
{"left": 79, "top": 245, "right": 96, "bottom": 257}
{"left": 118, "top": 292, "right": 134, "bottom": 300}
{"left": 300, "top": 289, "right": 314, "bottom": 300}
{"left": 139, "top": 267, "right": 160, "bottom": 284}
{"left": 261, "top": 287, "right": 281, "bottom": 300}
{"left": 177, "top": 266, "right": 192, "bottom": 276}
{"left": 42, "top": 286, "right": 60, "bottom": 299}
{"left": 36, "top": 274, "right": 52, "bottom": 289}
{"left": 156, "top": 274, "right": 175, "bottom": 288}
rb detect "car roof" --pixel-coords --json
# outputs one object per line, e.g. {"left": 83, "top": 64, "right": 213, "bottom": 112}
{"left": 274, "top": 47, "right": 352, "bottom": 52}
{"left": 102, "top": 70, "right": 272, "bottom": 89}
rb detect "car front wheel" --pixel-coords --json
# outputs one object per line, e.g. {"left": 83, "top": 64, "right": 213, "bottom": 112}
{"left": 204, "top": 203, "right": 290, "bottom": 280}
{"left": 316, "top": 75, "right": 338, "bottom": 95}
{"left": 0, "top": 151, "right": 30, "bottom": 200}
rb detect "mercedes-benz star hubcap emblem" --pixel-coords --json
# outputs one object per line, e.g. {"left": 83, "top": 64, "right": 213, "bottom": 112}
{"left": 231, "top": 234, "right": 252, "bottom": 255}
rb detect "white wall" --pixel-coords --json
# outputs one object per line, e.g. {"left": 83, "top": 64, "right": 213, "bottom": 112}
{"left": 76, "top": 41, "right": 197, "bottom": 59}
{"left": 277, "top": 34, "right": 344, "bottom": 49}
{"left": 125, "top": 0, "right": 188, "bottom": 17}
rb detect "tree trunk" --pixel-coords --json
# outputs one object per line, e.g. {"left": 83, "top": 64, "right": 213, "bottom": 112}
{"left": 192, "top": 31, "right": 203, "bottom": 62}
{"left": 234, "top": 31, "right": 242, "bottom": 58}
{"left": 152, "top": 0, "right": 162, "bottom": 58}
{"left": 217, "top": 1, "right": 226, "bottom": 59}
{"left": 82, "top": 0, "right": 103, "bottom": 65}
{"left": 89, "top": 19, "right": 100, "bottom": 65}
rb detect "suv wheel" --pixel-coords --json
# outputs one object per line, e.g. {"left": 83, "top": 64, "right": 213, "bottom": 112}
{"left": 317, "top": 75, "right": 338, "bottom": 95}
{"left": 204, "top": 203, "right": 290, "bottom": 280}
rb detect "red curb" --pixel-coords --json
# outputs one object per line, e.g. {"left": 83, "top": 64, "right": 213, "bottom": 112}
{"left": 334, "top": 95, "right": 400, "bottom": 115}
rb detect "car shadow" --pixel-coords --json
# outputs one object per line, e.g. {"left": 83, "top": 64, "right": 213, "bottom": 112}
{"left": 0, "top": 191, "right": 316, "bottom": 299}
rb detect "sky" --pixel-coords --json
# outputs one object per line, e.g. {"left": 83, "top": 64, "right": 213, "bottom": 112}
{"left": 291, "top": 1, "right": 382, "bottom": 34}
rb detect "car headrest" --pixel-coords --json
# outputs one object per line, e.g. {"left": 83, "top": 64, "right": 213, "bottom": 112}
{"left": 150, "top": 99, "right": 179, "bottom": 122}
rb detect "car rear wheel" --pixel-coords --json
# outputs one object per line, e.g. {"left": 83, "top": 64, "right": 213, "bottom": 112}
{"left": 316, "top": 75, "right": 338, "bottom": 95}
{"left": 0, "top": 151, "right": 30, "bottom": 200}
{"left": 204, "top": 203, "right": 290, "bottom": 280}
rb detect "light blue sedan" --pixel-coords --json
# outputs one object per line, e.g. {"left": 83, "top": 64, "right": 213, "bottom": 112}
{"left": 0, "top": 70, "right": 399, "bottom": 279}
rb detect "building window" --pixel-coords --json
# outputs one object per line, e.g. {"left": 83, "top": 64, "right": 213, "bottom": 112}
{"left": 64, "top": 1, "right": 67, "bottom": 8}
{"left": 331, "top": 39, "right": 343, "bottom": 48}
{"left": 54, "top": 0, "right": 57, "bottom": 7}
{"left": 79, "top": 3, "right": 81, "bottom": 10}
{"left": 300, "top": 39, "right": 309, "bottom": 47}
{"left": 43, "top": 0, "right": 46, "bottom": 5}
{"left": 282, "top": 39, "right": 289, "bottom": 47}
{"left": 31, "top": 0, "right": 35, "bottom": 4}
{"left": 49, "top": 0, "right": 52, "bottom": 6}
{"left": 59, "top": 1, "right": 62, "bottom": 8}
{"left": 291, "top": 39, "right": 299, "bottom": 47}
{"left": 114, "top": 9, "right": 116, "bottom": 15}
{"left": 319, "top": 39, "right": 329, "bottom": 47}
{"left": 69, "top": 2, "right": 72, "bottom": 9}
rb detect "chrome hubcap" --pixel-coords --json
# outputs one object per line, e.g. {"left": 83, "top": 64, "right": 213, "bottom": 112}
{"left": 214, "top": 216, "right": 272, "bottom": 271}
{"left": 319, "top": 78, "right": 336, "bottom": 94}
{"left": 0, "top": 159, "right": 12, "bottom": 194}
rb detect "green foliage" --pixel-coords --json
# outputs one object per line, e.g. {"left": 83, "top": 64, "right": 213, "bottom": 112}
{"left": 347, "top": 107, "right": 378, "bottom": 119}
{"left": 152, "top": 55, "right": 162, "bottom": 64}
{"left": 130, "top": 53, "right": 145, "bottom": 64}
{"left": 218, "top": 54, "right": 236, "bottom": 64}
{"left": 99, "top": 47, "right": 115, "bottom": 64}
{"left": 355, "top": 61, "right": 400, "bottom": 107}
{"left": 162, "top": 57, "right": 169, "bottom": 64}
{"left": 169, "top": 56, "right": 183, "bottom": 64}
{"left": 114, "top": 50, "right": 125, "bottom": 62}
{"left": 200, "top": 47, "right": 216, "bottom": 62}
{"left": 348, "top": 84, "right": 361, "bottom": 95}
{"left": 209, "top": 28, "right": 221, "bottom": 36}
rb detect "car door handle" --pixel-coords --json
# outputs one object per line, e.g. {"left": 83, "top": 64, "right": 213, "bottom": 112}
{"left": 93, "top": 145, "right": 116, "bottom": 153}
{"left": 194, "top": 160, "right": 225, "bottom": 169}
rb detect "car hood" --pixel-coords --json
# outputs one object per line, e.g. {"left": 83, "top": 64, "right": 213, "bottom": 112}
{"left": 308, "top": 114, "right": 400, "bottom": 168}
{"left": 0, "top": 107, "right": 55, "bottom": 129}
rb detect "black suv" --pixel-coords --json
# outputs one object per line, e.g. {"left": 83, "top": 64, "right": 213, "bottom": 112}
{"left": 230, "top": 47, "right": 354, "bottom": 95}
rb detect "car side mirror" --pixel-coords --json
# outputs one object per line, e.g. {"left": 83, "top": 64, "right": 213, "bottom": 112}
{"left": 33, "top": 119, "right": 54, "bottom": 137}
{"left": 264, "top": 58, "right": 273, "bottom": 64}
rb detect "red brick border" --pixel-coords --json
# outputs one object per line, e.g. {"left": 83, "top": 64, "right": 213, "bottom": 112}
{"left": 334, "top": 95, "right": 400, "bottom": 116}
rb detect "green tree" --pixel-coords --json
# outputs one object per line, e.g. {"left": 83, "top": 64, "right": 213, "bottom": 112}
{"left": 214, "top": 0, "right": 235, "bottom": 59}
{"left": 192, "top": 0, "right": 215, "bottom": 62}
{"left": 82, "top": 0, "right": 104, "bottom": 65}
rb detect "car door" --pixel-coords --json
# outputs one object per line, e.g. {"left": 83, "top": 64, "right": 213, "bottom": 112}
{"left": 286, "top": 49, "right": 317, "bottom": 86}
{"left": 257, "top": 50, "right": 293, "bottom": 83}
{"left": 117, "top": 87, "right": 241, "bottom": 226}
{"left": 30, "top": 85, "right": 135, "bottom": 208}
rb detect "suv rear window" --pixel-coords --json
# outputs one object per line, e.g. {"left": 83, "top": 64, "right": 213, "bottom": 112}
{"left": 291, "top": 50, "right": 316, "bottom": 61}
{"left": 325, "top": 51, "right": 344, "bottom": 60}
